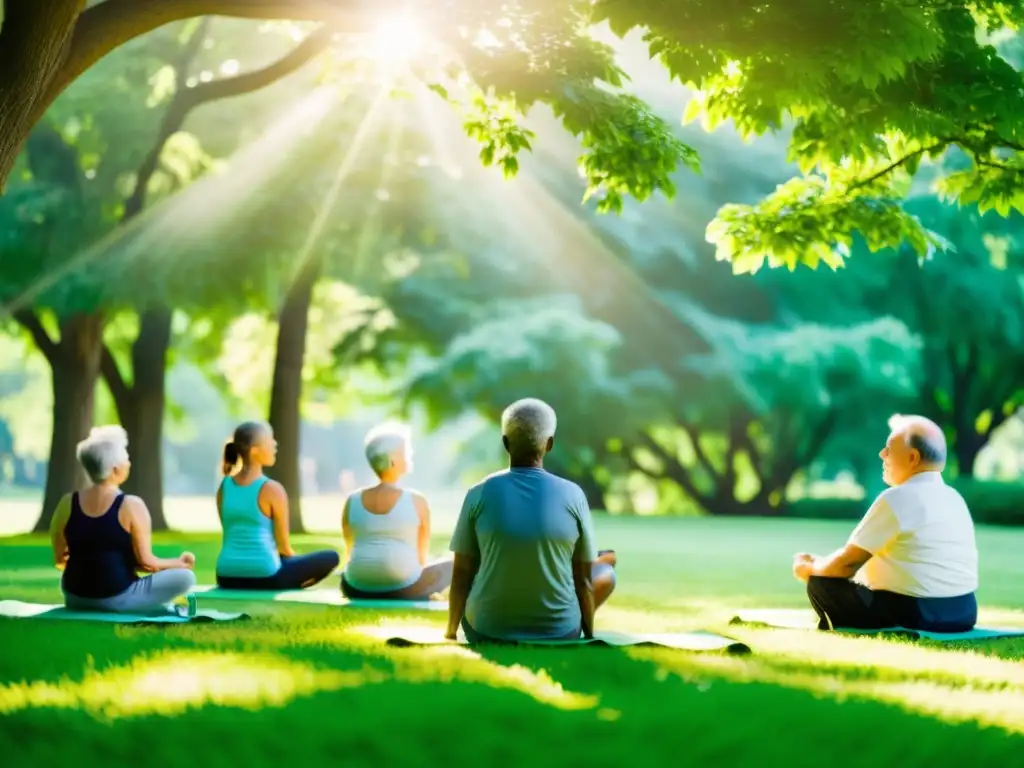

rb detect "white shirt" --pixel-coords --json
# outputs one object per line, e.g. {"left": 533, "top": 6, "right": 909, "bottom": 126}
{"left": 344, "top": 491, "right": 422, "bottom": 591}
{"left": 848, "top": 471, "right": 978, "bottom": 598}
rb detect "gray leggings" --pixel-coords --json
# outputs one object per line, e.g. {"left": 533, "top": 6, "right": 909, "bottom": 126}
{"left": 64, "top": 569, "right": 197, "bottom": 614}
{"left": 342, "top": 559, "right": 453, "bottom": 601}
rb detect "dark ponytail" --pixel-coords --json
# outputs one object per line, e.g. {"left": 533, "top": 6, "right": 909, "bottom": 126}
{"left": 222, "top": 440, "right": 241, "bottom": 476}
{"left": 222, "top": 421, "right": 269, "bottom": 476}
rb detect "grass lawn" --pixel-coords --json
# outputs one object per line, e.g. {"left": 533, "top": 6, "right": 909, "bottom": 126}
{"left": 1, "top": 513, "right": 1023, "bottom": 765}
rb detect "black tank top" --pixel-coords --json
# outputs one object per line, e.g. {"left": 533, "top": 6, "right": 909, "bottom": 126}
{"left": 62, "top": 492, "right": 139, "bottom": 598}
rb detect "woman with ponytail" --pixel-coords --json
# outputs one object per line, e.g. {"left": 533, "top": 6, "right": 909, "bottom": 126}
{"left": 215, "top": 421, "right": 340, "bottom": 590}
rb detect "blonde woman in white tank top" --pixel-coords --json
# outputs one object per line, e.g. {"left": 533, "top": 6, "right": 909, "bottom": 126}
{"left": 341, "top": 422, "right": 452, "bottom": 600}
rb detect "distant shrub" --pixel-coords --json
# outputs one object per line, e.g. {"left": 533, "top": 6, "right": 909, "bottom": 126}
{"left": 785, "top": 480, "right": 1024, "bottom": 526}
{"left": 953, "top": 480, "right": 1024, "bottom": 527}
{"left": 785, "top": 497, "right": 865, "bottom": 520}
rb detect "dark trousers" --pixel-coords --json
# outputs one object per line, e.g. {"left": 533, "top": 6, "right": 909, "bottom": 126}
{"left": 217, "top": 550, "right": 340, "bottom": 590}
{"left": 806, "top": 576, "right": 977, "bottom": 632}
{"left": 341, "top": 560, "right": 453, "bottom": 601}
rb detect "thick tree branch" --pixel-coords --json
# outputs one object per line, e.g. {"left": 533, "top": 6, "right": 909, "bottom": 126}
{"left": 632, "top": 432, "right": 710, "bottom": 504}
{"left": 100, "top": 344, "right": 132, "bottom": 415}
{"left": 122, "top": 17, "right": 212, "bottom": 220}
{"left": 184, "top": 24, "right": 334, "bottom": 108}
{"left": 0, "top": 0, "right": 82, "bottom": 192}
{"left": 731, "top": 417, "right": 766, "bottom": 487}
{"left": 13, "top": 309, "right": 59, "bottom": 364}
{"left": 45, "top": 0, "right": 371, "bottom": 110}
{"left": 792, "top": 410, "right": 838, "bottom": 471}
{"left": 678, "top": 421, "right": 721, "bottom": 485}
{"left": 122, "top": 23, "right": 333, "bottom": 220}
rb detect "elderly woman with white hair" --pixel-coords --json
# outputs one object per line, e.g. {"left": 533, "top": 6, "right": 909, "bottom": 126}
{"left": 340, "top": 421, "right": 452, "bottom": 600}
{"left": 49, "top": 426, "right": 197, "bottom": 614}
{"left": 446, "top": 398, "right": 618, "bottom": 643}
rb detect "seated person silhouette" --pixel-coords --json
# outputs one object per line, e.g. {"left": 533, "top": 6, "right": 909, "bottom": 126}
{"left": 216, "top": 421, "right": 340, "bottom": 590}
{"left": 52, "top": 425, "right": 196, "bottom": 614}
{"left": 446, "top": 398, "right": 617, "bottom": 643}
{"left": 341, "top": 422, "right": 452, "bottom": 600}
{"left": 792, "top": 414, "right": 978, "bottom": 632}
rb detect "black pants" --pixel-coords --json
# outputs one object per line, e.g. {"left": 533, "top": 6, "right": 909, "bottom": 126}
{"left": 217, "top": 550, "right": 340, "bottom": 590}
{"left": 806, "top": 576, "right": 977, "bottom": 632}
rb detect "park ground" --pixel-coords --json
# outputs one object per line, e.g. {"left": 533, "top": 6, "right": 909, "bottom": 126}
{"left": 1, "top": 504, "right": 1023, "bottom": 765}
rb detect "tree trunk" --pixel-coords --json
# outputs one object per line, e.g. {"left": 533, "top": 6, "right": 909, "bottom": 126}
{"left": 0, "top": 1, "right": 80, "bottom": 192}
{"left": 267, "top": 255, "right": 322, "bottom": 533}
{"left": 954, "top": 432, "right": 985, "bottom": 478}
{"left": 35, "top": 313, "right": 104, "bottom": 533}
{"left": 118, "top": 307, "right": 173, "bottom": 528}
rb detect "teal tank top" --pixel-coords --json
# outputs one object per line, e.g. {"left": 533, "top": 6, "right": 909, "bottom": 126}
{"left": 216, "top": 476, "right": 281, "bottom": 578}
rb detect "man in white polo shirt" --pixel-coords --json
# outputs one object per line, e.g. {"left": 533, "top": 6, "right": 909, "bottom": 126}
{"left": 791, "top": 413, "right": 979, "bottom": 631}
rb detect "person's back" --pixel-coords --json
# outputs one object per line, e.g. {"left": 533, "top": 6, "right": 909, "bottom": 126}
{"left": 458, "top": 467, "right": 594, "bottom": 640}
{"left": 855, "top": 472, "right": 978, "bottom": 599}
{"left": 216, "top": 476, "right": 280, "bottom": 578}
{"left": 344, "top": 488, "right": 422, "bottom": 591}
{"left": 63, "top": 491, "right": 138, "bottom": 599}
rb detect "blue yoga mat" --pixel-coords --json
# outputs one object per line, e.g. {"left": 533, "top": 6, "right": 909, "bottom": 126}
{"left": 191, "top": 585, "right": 449, "bottom": 611}
{"left": 731, "top": 609, "right": 1024, "bottom": 641}
{"left": 384, "top": 626, "right": 750, "bottom": 653}
{"left": 0, "top": 599, "right": 248, "bottom": 624}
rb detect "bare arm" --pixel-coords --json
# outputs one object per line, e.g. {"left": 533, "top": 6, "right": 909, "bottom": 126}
{"left": 260, "top": 481, "right": 296, "bottom": 557}
{"left": 572, "top": 559, "right": 596, "bottom": 639}
{"left": 445, "top": 554, "right": 479, "bottom": 640}
{"left": 341, "top": 497, "right": 353, "bottom": 568}
{"left": 216, "top": 480, "right": 224, "bottom": 523}
{"left": 794, "top": 544, "right": 872, "bottom": 582}
{"left": 125, "top": 496, "right": 192, "bottom": 572}
{"left": 413, "top": 493, "right": 431, "bottom": 566}
{"left": 49, "top": 494, "right": 72, "bottom": 569}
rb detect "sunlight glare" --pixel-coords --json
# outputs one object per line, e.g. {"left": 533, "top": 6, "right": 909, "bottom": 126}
{"left": 368, "top": 15, "right": 424, "bottom": 64}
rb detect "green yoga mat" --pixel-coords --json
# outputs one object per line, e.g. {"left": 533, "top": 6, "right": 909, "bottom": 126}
{"left": 191, "top": 585, "right": 449, "bottom": 611}
{"left": 0, "top": 599, "right": 248, "bottom": 625}
{"left": 385, "top": 627, "right": 751, "bottom": 653}
{"left": 731, "top": 609, "right": 1024, "bottom": 641}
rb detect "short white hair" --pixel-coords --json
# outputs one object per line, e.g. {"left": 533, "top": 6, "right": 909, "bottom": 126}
{"left": 364, "top": 421, "right": 411, "bottom": 476}
{"left": 501, "top": 398, "right": 557, "bottom": 458}
{"left": 888, "top": 413, "right": 947, "bottom": 467}
{"left": 76, "top": 425, "right": 130, "bottom": 483}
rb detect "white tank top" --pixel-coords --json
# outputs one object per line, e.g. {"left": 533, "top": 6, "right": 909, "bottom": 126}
{"left": 344, "top": 490, "right": 422, "bottom": 591}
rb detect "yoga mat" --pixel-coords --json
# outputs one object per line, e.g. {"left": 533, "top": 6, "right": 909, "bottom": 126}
{"left": 385, "top": 627, "right": 750, "bottom": 653}
{"left": 0, "top": 599, "right": 247, "bottom": 625}
{"left": 192, "top": 585, "right": 449, "bottom": 611}
{"left": 730, "top": 608, "right": 1024, "bottom": 642}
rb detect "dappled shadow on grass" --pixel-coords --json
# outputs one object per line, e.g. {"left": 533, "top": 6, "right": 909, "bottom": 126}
{"left": 5, "top": 526, "right": 1024, "bottom": 764}
{"left": 635, "top": 626, "right": 1024, "bottom": 736}
{"left": 2, "top": 609, "right": 1024, "bottom": 764}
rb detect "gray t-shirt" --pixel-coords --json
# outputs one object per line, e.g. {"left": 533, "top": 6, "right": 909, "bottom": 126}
{"left": 449, "top": 467, "right": 598, "bottom": 640}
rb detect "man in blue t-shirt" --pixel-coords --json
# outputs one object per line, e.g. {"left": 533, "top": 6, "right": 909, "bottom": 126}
{"left": 446, "top": 398, "right": 618, "bottom": 642}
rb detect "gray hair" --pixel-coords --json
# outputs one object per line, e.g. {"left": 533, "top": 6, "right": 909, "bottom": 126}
{"left": 76, "top": 425, "right": 130, "bottom": 484}
{"left": 501, "top": 398, "right": 557, "bottom": 458}
{"left": 364, "top": 421, "right": 411, "bottom": 476}
{"left": 888, "top": 413, "right": 947, "bottom": 468}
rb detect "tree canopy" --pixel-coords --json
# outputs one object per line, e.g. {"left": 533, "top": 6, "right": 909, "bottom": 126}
{"left": 2, "top": 1, "right": 1024, "bottom": 276}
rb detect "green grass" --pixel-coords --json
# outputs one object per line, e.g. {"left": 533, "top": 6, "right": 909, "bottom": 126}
{"left": 2, "top": 515, "right": 1024, "bottom": 765}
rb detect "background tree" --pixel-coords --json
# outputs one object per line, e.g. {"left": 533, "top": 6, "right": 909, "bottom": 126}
{"left": 760, "top": 190, "right": 1024, "bottom": 477}
{"left": 3, "top": 1, "right": 1024, "bottom": 277}
{"left": 0, "top": 19, "right": 336, "bottom": 529}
